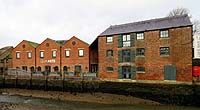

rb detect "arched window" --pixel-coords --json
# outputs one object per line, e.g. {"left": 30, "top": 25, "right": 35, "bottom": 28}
{"left": 63, "top": 66, "right": 68, "bottom": 71}
{"left": 54, "top": 66, "right": 59, "bottom": 72}
{"left": 37, "top": 66, "right": 41, "bottom": 72}
{"left": 30, "top": 66, "right": 34, "bottom": 72}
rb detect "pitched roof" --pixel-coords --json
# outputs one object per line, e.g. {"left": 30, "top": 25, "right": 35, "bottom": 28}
{"left": 99, "top": 14, "right": 192, "bottom": 36}
{"left": 54, "top": 40, "right": 68, "bottom": 46}
{"left": 0, "top": 46, "right": 13, "bottom": 59}
{"left": 26, "top": 40, "right": 39, "bottom": 48}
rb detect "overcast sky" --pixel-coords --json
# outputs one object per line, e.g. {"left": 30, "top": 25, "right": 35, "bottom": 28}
{"left": 0, "top": 0, "right": 199, "bottom": 48}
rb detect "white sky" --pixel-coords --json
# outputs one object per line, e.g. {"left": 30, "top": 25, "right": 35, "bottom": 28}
{"left": 0, "top": 0, "right": 199, "bottom": 47}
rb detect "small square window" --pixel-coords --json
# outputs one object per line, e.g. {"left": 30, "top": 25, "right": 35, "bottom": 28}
{"left": 106, "top": 36, "right": 113, "bottom": 43}
{"left": 16, "top": 52, "right": 20, "bottom": 59}
{"left": 160, "top": 30, "right": 169, "bottom": 38}
{"left": 107, "top": 50, "right": 113, "bottom": 57}
{"left": 136, "top": 48, "right": 145, "bottom": 56}
{"left": 52, "top": 50, "right": 56, "bottom": 58}
{"left": 66, "top": 50, "right": 70, "bottom": 57}
{"left": 28, "top": 52, "right": 32, "bottom": 59}
{"left": 160, "top": 47, "right": 170, "bottom": 56}
{"left": 137, "top": 33, "right": 144, "bottom": 40}
{"left": 122, "top": 34, "right": 131, "bottom": 47}
{"left": 40, "top": 51, "right": 44, "bottom": 58}
{"left": 106, "top": 67, "right": 113, "bottom": 72}
{"left": 79, "top": 49, "right": 84, "bottom": 57}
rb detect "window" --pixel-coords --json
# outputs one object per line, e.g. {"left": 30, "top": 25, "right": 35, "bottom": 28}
{"left": 137, "top": 67, "right": 145, "bottom": 73}
{"left": 1, "top": 60, "right": 3, "bottom": 63}
{"left": 37, "top": 66, "right": 41, "bottom": 72}
{"left": 160, "top": 30, "right": 169, "bottom": 38}
{"left": 106, "top": 67, "right": 113, "bottom": 72}
{"left": 63, "top": 66, "right": 68, "bottom": 71}
{"left": 79, "top": 49, "right": 84, "bottom": 57}
{"left": 22, "top": 66, "right": 27, "bottom": 71}
{"left": 65, "top": 50, "right": 70, "bottom": 57}
{"left": 28, "top": 52, "right": 32, "bottom": 59}
{"left": 40, "top": 51, "right": 44, "bottom": 58}
{"left": 137, "top": 33, "right": 144, "bottom": 40}
{"left": 106, "top": 36, "right": 113, "bottom": 43}
{"left": 122, "top": 66, "right": 131, "bottom": 79}
{"left": 123, "top": 34, "right": 131, "bottom": 47}
{"left": 30, "top": 66, "right": 34, "bottom": 72}
{"left": 54, "top": 66, "right": 59, "bottom": 72}
{"left": 52, "top": 50, "right": 56, "bottom": 58}
{"left": 107, "top": 50, "right": 113, "bottom": 57}
{"left": 136, "top": 48, "right": 145, "bottom": 56}
{"left": 160, "top": 47, "right": 170, "bottom": 56}
{"left": 16, "top": 52, "right": 20, "bottom": 59}
{"left": 122, "top": 50, "right": 131, "bottom": 62}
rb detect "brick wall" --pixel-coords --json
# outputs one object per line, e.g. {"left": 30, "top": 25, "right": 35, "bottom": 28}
{"left": 36, "top": 38, "right": 61, "bottom": 72}
{"left": 97, "top": 26, "right": 192, "bottom": 82}
{"left": 61, "top": 36, "right": 89, "bottom": 73}
{"left": 12, "top": 40, "right": 36, "bottom": 72}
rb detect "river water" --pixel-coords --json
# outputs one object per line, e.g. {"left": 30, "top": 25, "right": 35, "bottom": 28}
{"left": 0, "top": 95, "right": 199, "bottom": 110}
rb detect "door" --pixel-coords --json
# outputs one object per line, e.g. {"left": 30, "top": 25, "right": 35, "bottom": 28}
{"left": 122, "top": 66, "right": 131, "bottom": 79}
{"left": 164, "top": 65, "right": 176, "bottom": 80}
{"left": 75, "top": 65, "right": 81, "bottom": 76}
{"left": 45, "top": 66, "right": 51, "bottom": 74}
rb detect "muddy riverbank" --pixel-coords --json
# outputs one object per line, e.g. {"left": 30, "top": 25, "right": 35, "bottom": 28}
{"left": 0, "top": 88, "right": 159, "bottom": 105}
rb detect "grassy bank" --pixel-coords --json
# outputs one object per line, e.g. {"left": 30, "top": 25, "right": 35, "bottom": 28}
{"left": 0, "top": 78, "right": 200, "bottom": 105}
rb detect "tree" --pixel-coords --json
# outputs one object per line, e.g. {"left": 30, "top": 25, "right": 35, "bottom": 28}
{"left": 193, "top": 20, "right": 200, "bottom": 34}
{"left": 167, "top": 7, "right": 200, "bottom": 34}
{"left": 168, "top": 7, "right": 190, "bottom": 17}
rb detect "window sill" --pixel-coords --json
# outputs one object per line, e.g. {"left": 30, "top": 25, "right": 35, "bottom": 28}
{"left": 160, "top": 37, "right": 169, "bottom": 39}
{"left": 136, "top": 55, "right": 145, "bottom": 57}
{"left": 137, "top": 71, "right": 145, "bottom": 74}
{"left": 160, "top": 55, "right": 170, "bottom": 57}
{"left": 107, "top": 71, "right": 113, "bottom": 73}
{"left": 106, "top": 42, "right": 113, "bottom": 44}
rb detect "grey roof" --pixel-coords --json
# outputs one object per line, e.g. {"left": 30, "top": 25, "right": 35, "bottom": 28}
{"left": 99, "top": 14, "right": 192, "bottom": 36}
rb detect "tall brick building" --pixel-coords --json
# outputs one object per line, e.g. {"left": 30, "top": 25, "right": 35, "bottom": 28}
{"left": 12, "top": 40, "right": 38, "bottom": 72}
{"left": 90, "top": 14, "right": 193, "bottom": 82}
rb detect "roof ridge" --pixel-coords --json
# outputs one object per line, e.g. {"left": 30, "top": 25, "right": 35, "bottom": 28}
{"left": 112, "top": 14, "right": 189, "bottom": 28}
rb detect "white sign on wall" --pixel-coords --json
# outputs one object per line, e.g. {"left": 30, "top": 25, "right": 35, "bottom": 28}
{"left": 194, "top": 34, "right": 200, "bottom": 59}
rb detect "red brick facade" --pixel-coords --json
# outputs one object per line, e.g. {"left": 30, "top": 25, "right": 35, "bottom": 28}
{"left": 12, "top": 40, "right": 38, "bottom": 72}
{"left": 36, "top": 38, "right": 61, "bottom": 73}
{"left": 61, "top": 36, "right": 89, "bottom": 74}
{"left": 96, "top": 26, "right": 192, "bottom": 82}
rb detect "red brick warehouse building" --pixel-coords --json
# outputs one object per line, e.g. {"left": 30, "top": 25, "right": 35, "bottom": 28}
{"left": 12, "top": 40, "right": 39, "bottom": 72}
{"left": 35, "top": 38, "right": 63, "bottom": 73}
{"left": 90, "top": 14, "right": 193, "bottom": 82}
{"left": 12, "top": 36, "right": 89, "bottom": 76}
{"left": 61, "top": 36, "right": 89, "bottom": 75}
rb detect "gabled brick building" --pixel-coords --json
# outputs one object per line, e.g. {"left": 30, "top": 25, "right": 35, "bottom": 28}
{"left": 90, "top": 14, "right": 193, "bottom": 82}
{"left": 36, "top": 38, "right": 64, "bottom": 73}
{"left": 0, "top": 46, "right": 13, "bottom": 74}
{"left": 61, "top": 36, "right": 89, "bottom": 75}
{"left": 12, "top": 40, "right": 38, "bottom": 72}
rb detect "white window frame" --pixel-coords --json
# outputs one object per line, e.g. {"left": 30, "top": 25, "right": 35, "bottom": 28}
{"left": 160, "top": 30, "right": 169, "bottom": 38}
{"left": 66, "top": 50, "right": 70, "bottom": 57}
{"left": 16, "top": 52, "right": 20, "bottom": 59}
{"left": 78, "top": 49, "right": 84, "bottom": 57}
{"left": 40, "top": 51, "right": 44, "bottom": 58}
{"left": 106, "top": 36, "right": 113, "bottom": 43}
{"left": 28, "top": 52, "right": 32, "bottom": 58}
{"left": 136, "top": 33, "right": 144, "bottom": 40}
{"left": 52, "top": 50, "right": 56, "bottom": 58}
{"left": 122, "top": 34, "right": 131, "bottom": 47}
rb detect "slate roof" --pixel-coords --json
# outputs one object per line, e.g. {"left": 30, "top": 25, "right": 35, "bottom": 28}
{"left": 26, "top": 40, "right": 39, "bottom": 48}
{"left": 0, "top": 46, "right": 13, "bottom": 59}
{"left": 99, "top": 14, "right": 192, "bottom": 36}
